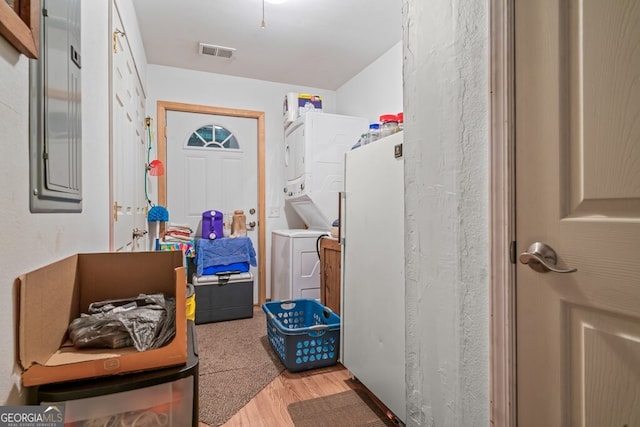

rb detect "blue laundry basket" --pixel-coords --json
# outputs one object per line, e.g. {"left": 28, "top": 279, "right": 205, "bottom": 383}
{"left": 262, "top": 299, "right": 340, "bottom": 372}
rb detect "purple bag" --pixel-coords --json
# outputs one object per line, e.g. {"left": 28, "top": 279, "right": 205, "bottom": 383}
{"left": 202, "top": 210, "right": 223, "bottom": 240}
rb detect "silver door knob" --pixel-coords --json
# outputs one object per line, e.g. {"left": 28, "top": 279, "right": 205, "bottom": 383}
{"left": 519, "top": 242, "right": 577, "bottom": 273}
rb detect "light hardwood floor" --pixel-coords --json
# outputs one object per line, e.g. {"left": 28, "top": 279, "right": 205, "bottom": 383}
{"left": 199, "top": 364, "right": 392, "bottom": 427}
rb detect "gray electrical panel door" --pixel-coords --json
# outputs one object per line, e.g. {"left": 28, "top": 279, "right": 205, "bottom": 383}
{"left": 30, "top": 0, "right": 82, "bottom": 212}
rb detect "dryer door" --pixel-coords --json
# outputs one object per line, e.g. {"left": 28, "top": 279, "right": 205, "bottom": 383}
{"left": 284, "top": 118, "right": 305, "bottom": 194}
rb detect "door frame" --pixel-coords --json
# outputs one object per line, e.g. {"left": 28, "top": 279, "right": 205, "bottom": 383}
{"left": 156, "top": 100, "right": 267, "bottom": 305}
{"left": 489, "top": 0, "right": 516, "bottom": 425}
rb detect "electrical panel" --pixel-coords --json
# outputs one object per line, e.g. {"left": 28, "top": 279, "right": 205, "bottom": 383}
{"left": 30, "top": 0, "right": 82, "bottom": 212}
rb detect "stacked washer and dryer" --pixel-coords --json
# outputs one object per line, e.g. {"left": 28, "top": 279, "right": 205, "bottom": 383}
{"left": 271, "top": 111, "right": 367, "bottom": 301}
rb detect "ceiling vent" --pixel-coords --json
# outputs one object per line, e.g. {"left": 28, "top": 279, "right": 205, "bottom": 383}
{"left": 198, "top": 43, "right": 236, "bottom": 59}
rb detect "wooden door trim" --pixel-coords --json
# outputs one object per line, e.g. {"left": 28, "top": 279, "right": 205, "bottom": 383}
{"left": 157, "top": 100, "right": 267, "bottom": 305}
{"left": 489, "top": 0, "right": 516, "bottom": 425}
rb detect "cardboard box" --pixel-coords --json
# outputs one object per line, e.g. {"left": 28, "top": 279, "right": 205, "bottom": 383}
{"left": 18, "top": 251, "right": 187, "bottom": 387}
{"left": 283, "top": 92, "right": 323, "bottom": 127}
{"left": 297, "top": 93, "right": 323, "bottom": 114}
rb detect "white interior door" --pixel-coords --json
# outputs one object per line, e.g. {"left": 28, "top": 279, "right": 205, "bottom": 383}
{"left": 166, "top": 111, "right": 259, "bottom": 294}
{"left": 516, "top": 1, "right": 640, "bottom": 425}
{"left": 111, "top": 2, "right": 147, "bottom": 251}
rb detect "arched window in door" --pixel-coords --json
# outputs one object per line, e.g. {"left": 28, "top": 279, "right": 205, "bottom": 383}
{"left": 186, "top": 124, "right": 240, "bottom": 149}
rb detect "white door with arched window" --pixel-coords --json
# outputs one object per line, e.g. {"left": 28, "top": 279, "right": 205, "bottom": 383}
{"left": 166, "top": 110, "right": 259, "bottom": 293}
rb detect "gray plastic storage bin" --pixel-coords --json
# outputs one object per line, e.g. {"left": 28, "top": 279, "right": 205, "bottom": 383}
{"left": 192, "top": 272, "right": 253, "bottom": 324}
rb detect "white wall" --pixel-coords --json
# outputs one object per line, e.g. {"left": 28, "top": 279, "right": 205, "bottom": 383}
{"left": 0, "top": 2, "right": 111, "bottom": 404}
{"left": 403, "top": 0, "right": 490, "bottom": 425}
{"left": 145, "top": 65, "right": 338, "bottom": 299}
{"left": 336, "top": 41, "right": 403, "bottom": 125}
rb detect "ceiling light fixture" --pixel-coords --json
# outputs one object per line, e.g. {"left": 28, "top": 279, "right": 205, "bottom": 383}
{"left": 261, "top": 0, "right": 288, "bottom": 28}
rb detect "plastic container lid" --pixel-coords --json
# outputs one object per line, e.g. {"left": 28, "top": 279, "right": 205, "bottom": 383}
{"left": 369, "top": 123, "right": 380, "bottom": 129}
{"left": 379, "top": 114, "right": 398, "bottom": 123}
{"left": 397, "top": 112, "right": 404, "bottom": 123}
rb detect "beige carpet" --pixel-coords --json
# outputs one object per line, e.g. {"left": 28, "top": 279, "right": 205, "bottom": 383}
{"left": 196, "top": 307, "right": 284, "bottom": 426}
{"left": 287, "top": 389, "right": 397, "bottom": 427}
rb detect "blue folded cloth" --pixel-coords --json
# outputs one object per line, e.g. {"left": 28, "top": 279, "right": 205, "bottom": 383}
{"left": 202, "top": 262, "right": 250, "bottom": 276}
{"left": 195, "top": 237, "right": 257, "bottom": 276}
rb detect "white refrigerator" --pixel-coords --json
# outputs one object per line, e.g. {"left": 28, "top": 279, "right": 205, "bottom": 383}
{"left": 341, "top": 131, "right": 406, "bottom": 423}
{"left": 271, "top": 229, "right": 328, "bottom": 301}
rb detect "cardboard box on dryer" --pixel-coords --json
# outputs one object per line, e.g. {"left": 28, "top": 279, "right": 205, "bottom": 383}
{"left": 283, "top": 92, "right": 323, "bottom": 127}
{"left": 17, "top": 251, "right": 187, "bottom": 387}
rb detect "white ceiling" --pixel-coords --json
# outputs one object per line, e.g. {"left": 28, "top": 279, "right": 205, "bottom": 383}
{"left": 131, "top": 0, "right": 403, "bottom": 90}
